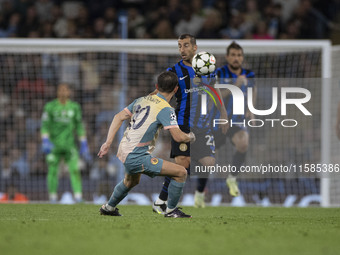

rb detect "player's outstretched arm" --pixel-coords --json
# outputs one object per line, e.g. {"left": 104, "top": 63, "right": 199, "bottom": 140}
{"left": 98, "top": 109, "right": 131, "bottom": 158}
{"left": 169, "top": 128, "right": 195, "bottom": 143}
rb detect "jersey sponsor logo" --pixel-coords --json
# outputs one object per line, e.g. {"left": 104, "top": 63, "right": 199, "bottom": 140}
{"left": 52, "top": 109, "right": 73, "bottom": 123}
{"left": 184, "top": 86, "right": 207, "bottom": 94}
{"left": 67, "top": 110, "right": 74, "bottom": 117}
{"left": 151, "top": 158, "right": 159, "bottom": 165}
{"left": 54, "top": 117, "right": 71, "bottom": 123}
{"left": 179, "top": 143, "right": 188, "bottom": 152}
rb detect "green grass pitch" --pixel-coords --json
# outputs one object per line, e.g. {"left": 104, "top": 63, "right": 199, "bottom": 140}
{"left": 0, "top": 204, "right": 339, "bottom": 255}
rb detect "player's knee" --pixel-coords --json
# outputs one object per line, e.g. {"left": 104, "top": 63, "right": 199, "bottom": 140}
{"left": 124, "top": 178, "right": 140, "bottom": 188}
{"left": 200, "top": 157, "right": 215, "bottom": 166}
{"left": 175, "top": 156, "right": 190, "bottom": 169}
{"left": 131, "top": 179, "right": 140, "bottom": 187}
{"left": 178, "top": 167, "right": 187, "bottom": 181}
{"left": 124, "top": 181, "right": 135, "bottom": 189}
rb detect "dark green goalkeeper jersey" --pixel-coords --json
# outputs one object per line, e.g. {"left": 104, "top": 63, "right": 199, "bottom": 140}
{"left": 41, "top": 99, "right": 86, "bottom": 150}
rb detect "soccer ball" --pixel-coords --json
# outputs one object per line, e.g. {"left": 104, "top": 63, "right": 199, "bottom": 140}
{"left": 192, "top": 51, "right": 216, "bottom": 76}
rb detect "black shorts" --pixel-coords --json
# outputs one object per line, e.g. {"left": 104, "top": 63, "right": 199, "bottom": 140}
{"left": 213, "top": 125, "right": 247, "bottom": 149}
{"left": 170, "top": 128, "right": 215, "bottom": 161}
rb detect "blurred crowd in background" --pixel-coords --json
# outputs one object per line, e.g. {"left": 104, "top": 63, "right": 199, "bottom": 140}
{"left": 0, "top": 49, "right": 179, "bottom": 200}
{"left": 0, "top": 0, "right": 339, "bottom": 40}
{"left": 0, "top": 0, "right": 335, "bottom": 202}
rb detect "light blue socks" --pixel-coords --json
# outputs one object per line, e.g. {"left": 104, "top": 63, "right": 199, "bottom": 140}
{"left": 108, "top": 180, "right": 131, "bottom": 207}
{"left": 167, "top": 180, "right": 185, "bottom": 209}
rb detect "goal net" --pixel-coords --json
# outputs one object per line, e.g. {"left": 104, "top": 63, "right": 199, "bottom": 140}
{"left": 0, "top": 39, "right": 334, "bottom": 206}
{"left": 327, "top": 45, "right": 340, "bottom": 207}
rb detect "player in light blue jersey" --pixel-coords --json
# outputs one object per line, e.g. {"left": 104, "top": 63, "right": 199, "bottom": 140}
{"left": 98, "top": 71, "right": 195, "bottom": 218}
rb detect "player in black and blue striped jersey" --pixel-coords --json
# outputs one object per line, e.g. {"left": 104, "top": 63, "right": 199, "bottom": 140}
{"left": 152, "top": 34, "right": 228, "bottom": 212}
{"left": 213, "top": 41, "right": 256, "bottom": 197}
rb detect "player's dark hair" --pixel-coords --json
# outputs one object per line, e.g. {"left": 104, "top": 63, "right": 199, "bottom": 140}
{"left": 227, "top": 41, "right": 243, "bottom": 55}
{"left": 178, "top": 33, "right": 196, "bottom": 46}
{"left": 157, "top": 71, "right": 178, "bottom": 93}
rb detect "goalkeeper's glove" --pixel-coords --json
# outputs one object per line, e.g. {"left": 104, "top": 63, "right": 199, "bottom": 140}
{"left": 80, "top": 140, "right": 92, "bottom": 161}
{"left": 42, "top": 137, "right": 54, "bottom": 154}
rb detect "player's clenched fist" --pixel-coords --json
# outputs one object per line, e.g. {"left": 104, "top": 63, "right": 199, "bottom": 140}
{"left": 235, "top": 75, "right": 248, "bottom": 87}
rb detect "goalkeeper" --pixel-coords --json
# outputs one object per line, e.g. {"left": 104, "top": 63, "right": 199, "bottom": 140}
{"left": 41, "top": 83, "right": 91, "bottom": 203}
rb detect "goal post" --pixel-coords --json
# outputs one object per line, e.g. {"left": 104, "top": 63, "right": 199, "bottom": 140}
{"left": 0, "top": 38, "right": 332, "bottom": 55}
{"left": 0, "top": 39, "right": 335, "bottom": 206}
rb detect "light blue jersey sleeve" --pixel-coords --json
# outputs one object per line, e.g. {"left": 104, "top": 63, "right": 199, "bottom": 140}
{"left": 157, "top": 107, "right": 179, "bottom": 129}
{"left": 125, "top": 99, "right": 137, "bottom": 116}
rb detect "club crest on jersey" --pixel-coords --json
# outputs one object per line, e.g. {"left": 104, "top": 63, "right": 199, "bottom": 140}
{"left": 179, "top": 143, "right": 188, "bottom": 152}
{"left": 151, "top": 158, "right": 159, "bottom": 165}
